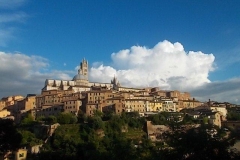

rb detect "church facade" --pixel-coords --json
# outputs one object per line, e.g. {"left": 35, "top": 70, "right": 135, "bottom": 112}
{"left": 42, "top": 59, "right": 121, "bottom": 92}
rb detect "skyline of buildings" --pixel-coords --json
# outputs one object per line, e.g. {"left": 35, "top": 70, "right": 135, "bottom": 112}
{"left": 0, "top": 58, "right": 237, "bottom": 124}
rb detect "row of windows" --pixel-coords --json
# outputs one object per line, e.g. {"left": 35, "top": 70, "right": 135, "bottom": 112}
{"left": 65, "top": 106, "right": 76, "bottom": 109}
{"left": 42, "top": 107, "right": 59, "bottom": 111}
{"left": 125, "top": 101, "right": 144, "bottom": 103}
{"left": 89, "top": 93, "right": 103, "bottom": 96}
{"left": 89, "top": 96, "right": 104, "bottom": 100}
{"left": 66, "top": 101, "right": 76, "bottom": 104}
{"left": 125, "top": 105, "right": 145, "bottom": 108}
{"left": 126, "top": 109, "right": 145, "bottom": 112}
{"left": 37, "top": 112, "right": 57, "bottom": 117}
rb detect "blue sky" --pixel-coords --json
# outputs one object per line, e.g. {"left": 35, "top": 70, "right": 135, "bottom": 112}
{"left": 0, "top": 0, "right": 240, "bottom": 103}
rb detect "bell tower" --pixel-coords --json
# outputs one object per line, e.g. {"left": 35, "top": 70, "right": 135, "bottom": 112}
{"left": 78, "top": 58, "right": 88, "bottom": 80}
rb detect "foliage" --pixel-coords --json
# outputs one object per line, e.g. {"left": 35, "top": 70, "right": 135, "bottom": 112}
{"left": 163, "top": 125, "right": 238, "bottom": 159}
{"left": 51, "top": 124, "right": 82, "bottom": 158}
{"left": 0, "top": 119, "right": 22, "bottom": 152}
{"left": 44, "top": 115, "right": 57, "bottom": 124}
{"left": 227, "top": 111, "right": 240, "bottom": 121}
{"left": 57, "top": 112, "right": 77, "bottom": 124}
{"left": 182, "top": 114, "right": 195, "bottom": 124}
{"left": 36, "top": 116, "right": 45, "bottom": 122}
{"left": 148, "top": 112, "right": 169, "bottom": 125}
{"left": 18, "top": 130, "right": 43, "bottom": 146}
{"left": 12, "top": 112, "right": 240, "bottom": 160}
{"left": 202, "top": 116, "right": 209, "bottom": 124}
{"left": 20, "top": 113, "right": 35, "bottom": 126}
{"left": 121, "top": 112, "right": 145, "bottom": 129}
{"left": 88, "top": 116, "right": 105, "bottom": 130}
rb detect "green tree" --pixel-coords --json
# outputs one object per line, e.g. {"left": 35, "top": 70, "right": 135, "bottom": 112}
{"left": 202, "top": 117, "right": 209, "bottom": 124}
{"left": 90, "top": 116, "right": 105, "bottom": 130}
{"left": 163, "top": 125, "right": 238, "bottom": 159}
{"left": 227, "top": 112, "right": 240, "bottom": 121}
{"left": 45, "top": 115, "right": 57, "bottom": 124}
{"left": 18, "top": 130, "right": 43, "bottom": 146}
{"left": 0, "top": 119, "right": 22, "bottom": 152}
{"left": 57, "top": 112, "right": 77, "bottom": 124}
{"left": 21, "top": 113, "right": 35, "bottom": 126}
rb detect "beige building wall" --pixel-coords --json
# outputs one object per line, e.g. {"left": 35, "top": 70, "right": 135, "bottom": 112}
{"left": 161, "top": 98, "right": 176, "bottom": 112}
{"left": 0, "top": 100, "right": 5, "bottom": 110}
{"left": 1, "top": 95, "right": 24, "bottom": 108}
{"left": 210, "top": 106, "right": 227, "bottom": 117}
{"left": 149, "top": 101, "right": 163, "bottom": 112}
{"left": 124, "top": 99, "right": 146, "bottom": 113}
{"left": 85, "top": 104, "right": 100, "bottom": 116}
{"left": 16, "top": 95, "right": 36, "bottom": 112}
{"left": 0, "top": 109, "right": 10, "bottom": 118}
{"left": 63, "top": 99, "right": 81, "bottom": 115}
{"left": 182, "top": 99, "right": 201, "bottom": 109}
{"left": 208, "top": 112, "right": 222, "bottom": 128}
{"left": 167, "top": 90, "right": 190, "bottom": 100}
{"left": 36, "top": 105, "right": 63, "bottom": 118}
{"left": 102, "top": 97, "right": 124, "bottom": 114}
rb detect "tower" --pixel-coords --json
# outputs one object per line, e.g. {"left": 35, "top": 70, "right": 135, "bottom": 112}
{"left": 111, "top": 75, "right": 121, "bottom": 90}
{"left": 73, "top": 58, "right": 89, "bottom": 86}
{"left": 78, "top": 58, "right": 88, "bottom": 80}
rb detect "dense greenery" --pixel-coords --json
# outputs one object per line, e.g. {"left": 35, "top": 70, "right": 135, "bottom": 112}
{"left": 18, "top": 130, "right": 43, "bottom": 147}
{"left": 227, "top": 111, "right": 240, "bottom": 121}
{"left": 1, "top": 112, "right": 240, "bottom": 159}
{"left": 34, "top": 112, "right": 240, "bottom": 159}
{"left": 0, "top": 119, "right": 22, "bottom": 153}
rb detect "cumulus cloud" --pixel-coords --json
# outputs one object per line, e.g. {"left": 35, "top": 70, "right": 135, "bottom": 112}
{"left": 89, "top": 40, "right": 215, "bottom": 91}
{"left": 0, "top": 52, "right": 73, "bottom": 98}
{"left": 0, "top": 40, "right": 239, "bottom": 104}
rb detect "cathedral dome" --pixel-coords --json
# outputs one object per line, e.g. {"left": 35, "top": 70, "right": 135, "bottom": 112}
{"left": 72, "top": 74, "right": 88, "bottom": 81}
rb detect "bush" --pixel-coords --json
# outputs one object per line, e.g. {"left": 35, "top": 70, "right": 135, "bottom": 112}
{"left": 57, "top": 112, "right": 77, "bottom": 124}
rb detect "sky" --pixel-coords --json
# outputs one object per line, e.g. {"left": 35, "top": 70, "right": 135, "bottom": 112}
{"left": 0, "top": 0, "right": 240, "bottom": 104}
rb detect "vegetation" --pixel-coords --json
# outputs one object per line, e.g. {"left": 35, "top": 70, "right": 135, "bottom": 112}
{"left": 1, "top": 111, "right": 240, "bottom": 159}
{"left": 18, "top": 130, "right": 43, "bottom": 147}
{"left": 227, "top": 111, "right": 240, "bottom": 121}
{"left": 0, "top": 119, "right": 22, "bottom": 153}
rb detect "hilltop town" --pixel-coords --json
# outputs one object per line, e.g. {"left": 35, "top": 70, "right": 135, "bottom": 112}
{"left": 0, "top": 59, "right": 239, "bottom": 124}
{"left": 1, "top": 59, "right": 240, "bottom": 159}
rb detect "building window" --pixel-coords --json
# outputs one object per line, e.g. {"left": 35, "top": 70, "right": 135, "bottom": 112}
{"left": 19, "top": 153, "right": 24, "bottom": 158}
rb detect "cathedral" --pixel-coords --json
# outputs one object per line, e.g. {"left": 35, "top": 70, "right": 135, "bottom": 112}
{"left": 42, "top": 59, "right": 121, "bottom": 92}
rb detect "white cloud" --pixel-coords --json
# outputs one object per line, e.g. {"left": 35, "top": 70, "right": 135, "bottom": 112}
{"left": 0, "top": 52, "right": 73, "bottom": 98}
{"left": 0, "top": 41, "right": 239, "bottom": 104}
{"left": 89, "top": 41, "right": 240, "bottom": 104}
{"left": 90, "top": 40, "right": 215, "bottom": 91}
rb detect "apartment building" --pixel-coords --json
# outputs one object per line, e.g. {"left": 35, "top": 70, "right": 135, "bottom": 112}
{"left": 36, "top": 104, "right": 63, "bottom": 117}
{"left": 167, "top": 90, "right": 190, "bottom": 100}
{"left": 16, "top": 94, "right": 36, "bottom": 112}
{"left": 102, "top": 97, "right": 124, "bottom": 114}
{"left": 0, "top": 100, "right": 6, "bottom": 110}
{"left": 161, "top": 98, "right": 176, "bottom": 112}
{"left": 210, "top": 103, "right": 227, "bottom": 118}
{"left": 0, "top": 95, "right": 24, "bottom": 111}
{"left": 124, "top": 99, "right": 147, "bottom": 113}
{"left": 149, "top": 100, "right": 163, "bottom": 112}
{"left": 0, "top": 109, "right": 11, "bottom": 118}
{"left": 63, "top": 99, "right": 81, "bottom": 115}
